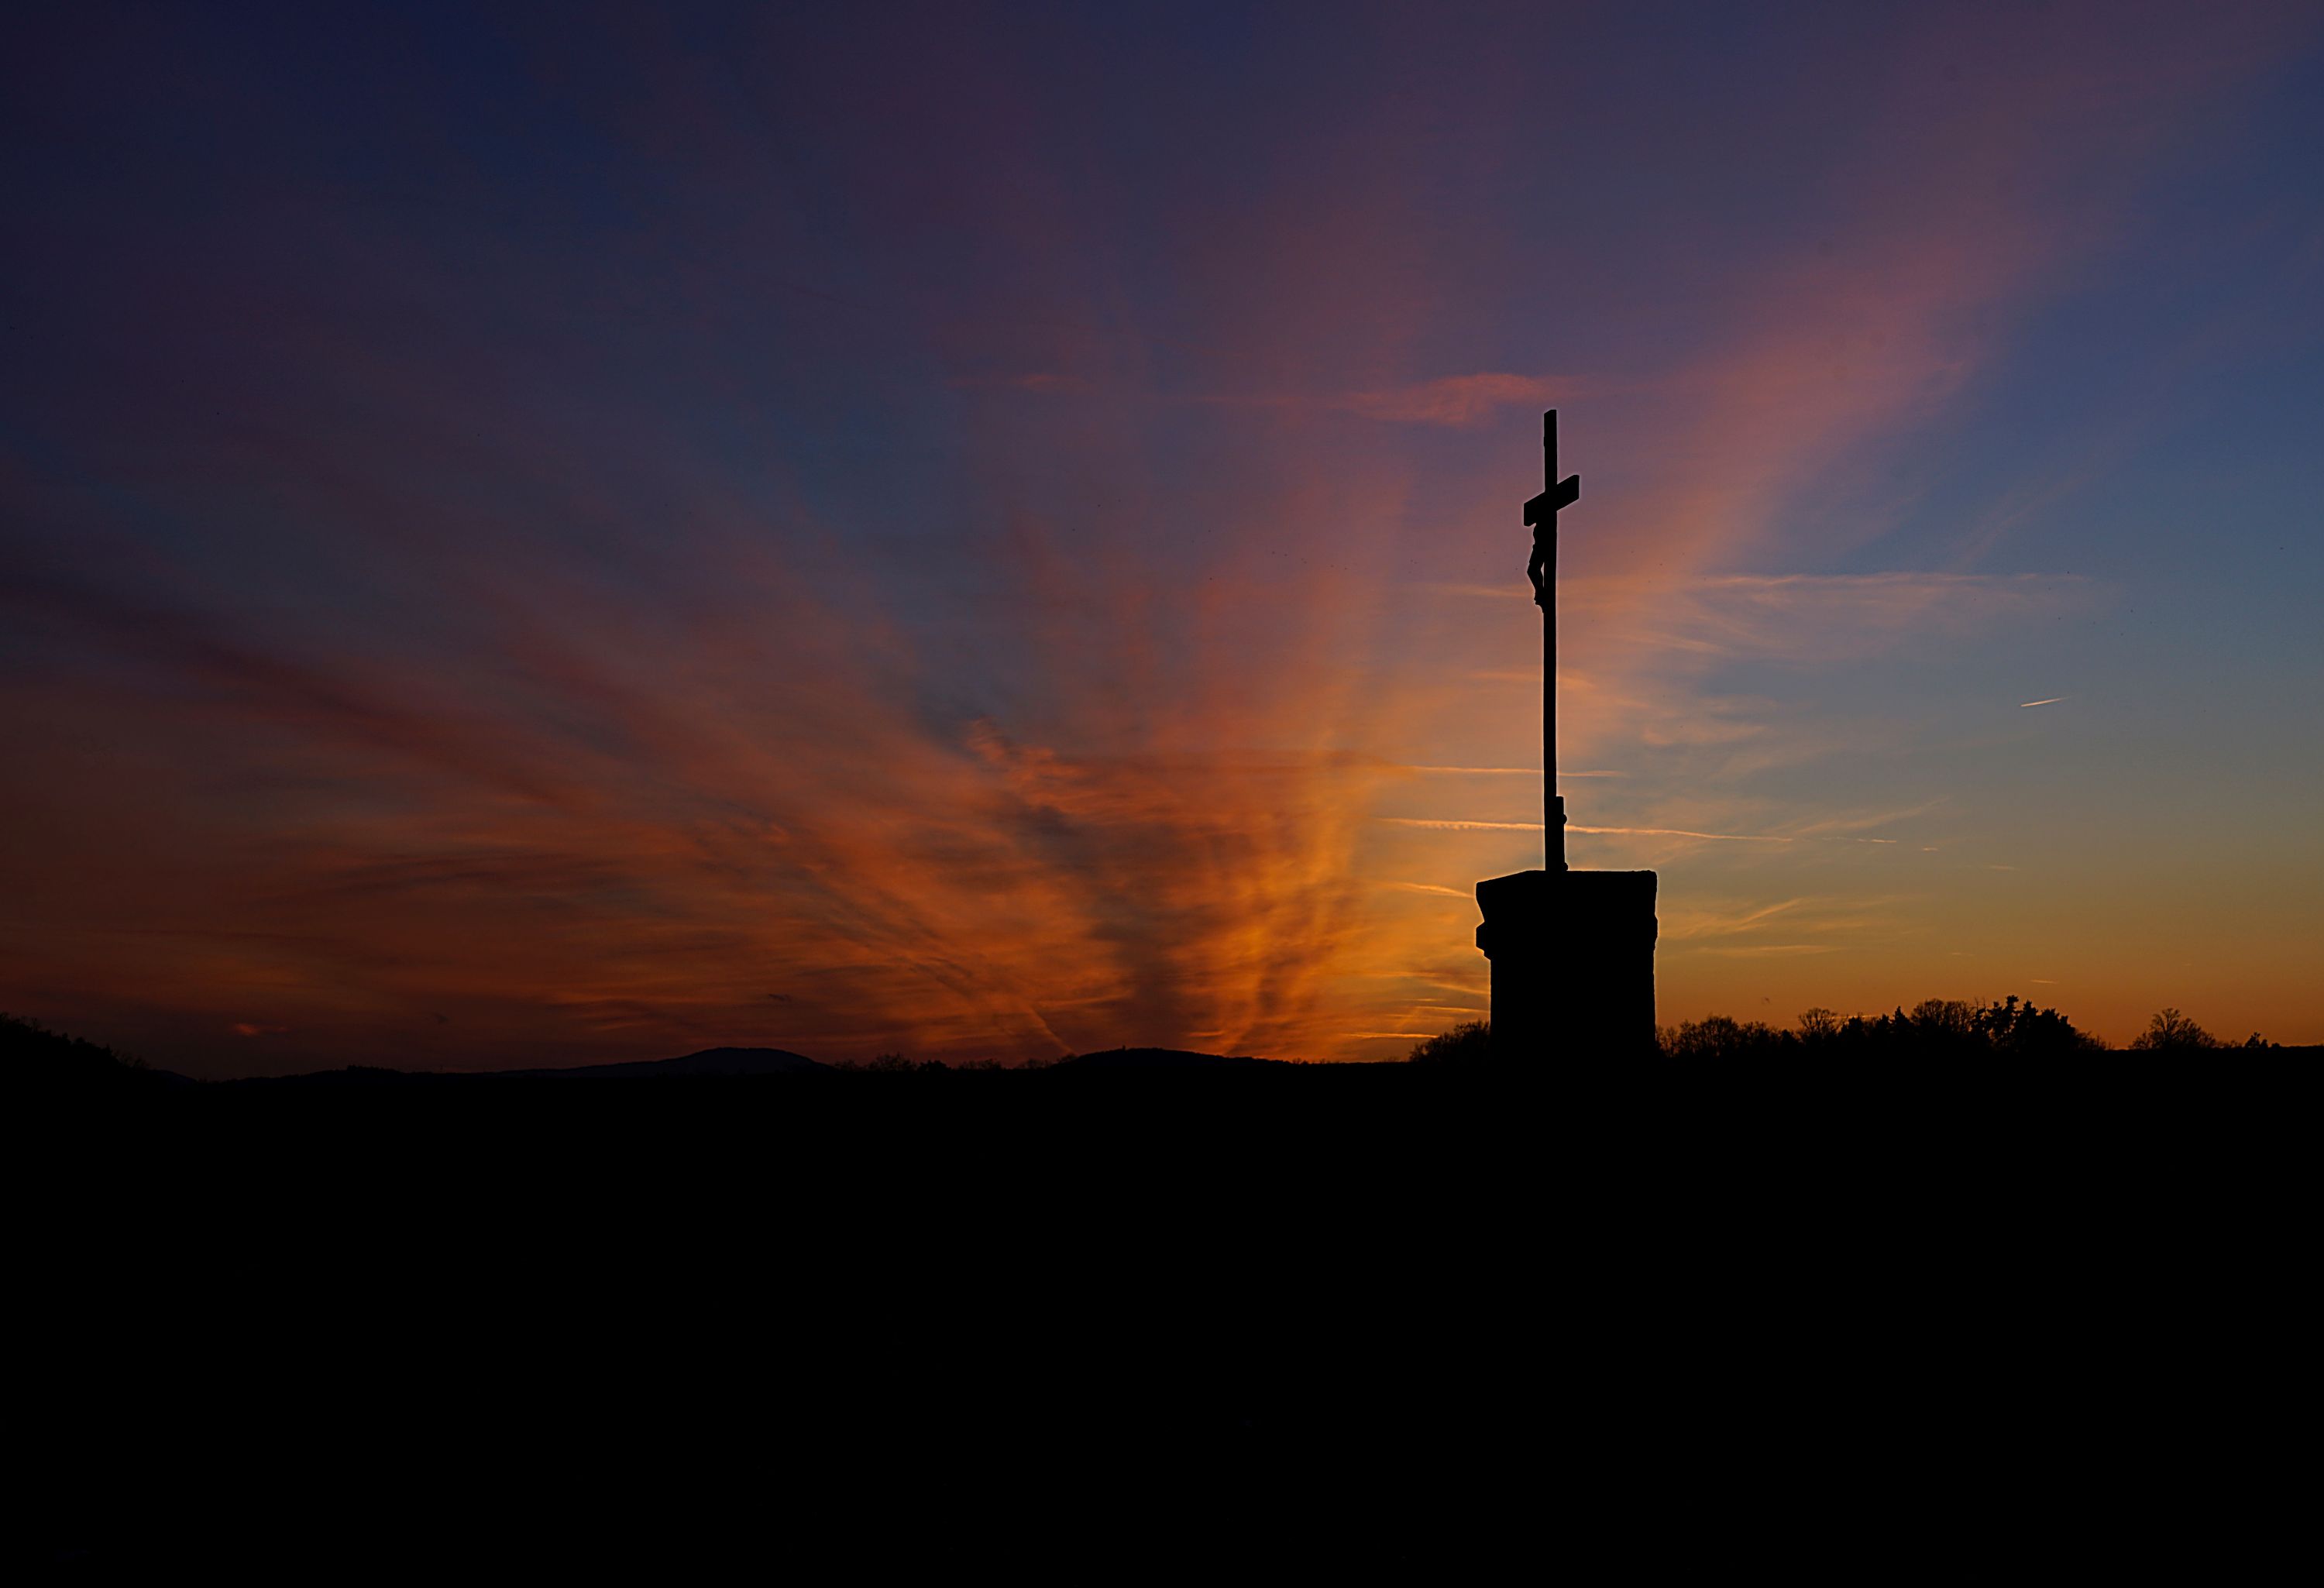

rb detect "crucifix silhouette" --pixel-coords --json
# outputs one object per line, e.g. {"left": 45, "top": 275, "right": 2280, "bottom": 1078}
{"left": 1524, "top": 410, "right": 1580, "bottom": 871}
{"left": 1476, "top": 407, "right": 1656, "bottom": 1060}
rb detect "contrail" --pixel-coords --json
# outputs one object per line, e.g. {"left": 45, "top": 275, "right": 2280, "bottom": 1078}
{"left": 1384, "top": 820, "right": 1916, "bottom": 846}
{"left": 1378, "top": 818, "right": 1538, "bottom": 830}
{"left": 1377, "top": 817, "right": 1793, "bottom": 843}
{"left": 2020, "top": 696, "right": 2066, "bottom": 708}
{"left": 1570, "top": 823, "right": 1791, "bottom": 844}
{"left": 1403, "top": 765, "right": 1626, "bottom": 777}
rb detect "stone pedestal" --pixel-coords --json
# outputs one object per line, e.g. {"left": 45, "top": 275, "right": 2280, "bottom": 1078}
{"left": 1475, "top": 868, "right": 1659, "bottom": 1060}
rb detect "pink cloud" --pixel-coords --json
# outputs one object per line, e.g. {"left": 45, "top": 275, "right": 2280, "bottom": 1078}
{"left": 1339, "top": 373, "right": 1583, "bottom": 427}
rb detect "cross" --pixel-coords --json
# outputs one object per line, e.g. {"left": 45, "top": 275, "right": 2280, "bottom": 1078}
{"left": 1523, "top": 410, "right": 1580, "bottom": 871}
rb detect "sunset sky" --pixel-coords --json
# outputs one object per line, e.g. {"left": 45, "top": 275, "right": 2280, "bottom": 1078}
{"left": 5, "top": 2, "right": 2321, "bottom": 1074}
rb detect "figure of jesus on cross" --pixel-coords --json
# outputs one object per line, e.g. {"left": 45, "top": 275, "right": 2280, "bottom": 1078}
{"left": 1523, "top": 410, "right": 1580, "bottom": 871}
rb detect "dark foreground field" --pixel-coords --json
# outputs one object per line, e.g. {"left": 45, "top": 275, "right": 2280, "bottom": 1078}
{"left": 22, "top": 1060, "right": 2315, "bottom": 1573}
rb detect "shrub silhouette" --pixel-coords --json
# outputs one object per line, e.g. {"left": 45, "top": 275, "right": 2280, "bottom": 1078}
{"left": 850, "top": 1051, "right": 957, "bottom": 1072}
{"left": 1664, "top": 1014, "right": 1791, "bottom": 1060}
{"left": 1407, "top": 1021, "right": 1491, "bottom": 1067}
{"left": 1404, "top": 997, "right": 2144, "bottom": 1062}
{"left": 2127, "top": 1009, "right": 2242, "bottom": 1050}
{"left": 5, "top": 1011, "right": 159, "bottom": 1097}
{"left": 1659, "top": 995, "right": 2108, "bottom": 1059}
{"left": 2128, "top": 1009, "right": 2278, "bottom": 1050}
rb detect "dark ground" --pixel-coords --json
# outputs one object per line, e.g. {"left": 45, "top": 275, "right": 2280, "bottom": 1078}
{"left": 21, "top": 1060, "right": 2316, "bottom": 1573}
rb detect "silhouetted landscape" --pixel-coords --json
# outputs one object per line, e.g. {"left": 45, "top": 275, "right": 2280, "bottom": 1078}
{"left": 15, "top": 1, "right": 2323, "bottom": 1573}
{"left": 12, "top": 999, "right": 2310, "bottom": 1103}
{"left": 23, "top": 994, "right": 2316, "bottom": 1574}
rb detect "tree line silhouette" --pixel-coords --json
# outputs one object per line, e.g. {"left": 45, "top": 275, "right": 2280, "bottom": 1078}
{"left": 1407, "top": 998, "right": 2282, "bottom": 1063}
{"left": 5, "top": 1011, "right": 172, "bottom": 1097}
{"left": 3, "top": 1000, "right": 2294, "bottom": 1091}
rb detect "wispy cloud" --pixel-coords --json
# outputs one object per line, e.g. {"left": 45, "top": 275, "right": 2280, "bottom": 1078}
{"left": 1401, "top": 765, "right": 1626, "bottom": 778}
{"left": 1697, "top": 944, "right": 1839, "bottom": 957}
{"left": 1783, "top": 801, "right": 1941, "bottom": 838}
{"left": 1212, "top": 373, "right": 1583, "bottom": 429}
{"left": 1569, "top": 823, "right": 1792, "bottom": 844}
{"left": 1384, "top": 812, "right": 1931, "bottom": 847}
{"left": 1378, "top": 818, "right": 1540, "bottom": 832}
{"left": 1587, "top": 573, "right": 2099, "bottom": 669}
{"left": 1336, "top": 373, "right": 1582, "bottom": 428}
{"left": 1662, "top": 899, "right": 1807, "bottom": 940}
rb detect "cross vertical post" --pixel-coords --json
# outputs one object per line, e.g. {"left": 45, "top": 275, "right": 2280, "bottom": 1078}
{"left": 1545, "top": 413, "right": 1557, "bottom": 870}
{"left": 1524, "top": 410, "right": 1580, "bottom": 871}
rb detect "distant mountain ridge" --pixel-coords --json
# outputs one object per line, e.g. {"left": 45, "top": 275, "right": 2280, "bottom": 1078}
{"left": 16, "top": 1008, "right": 2322, "bottom": 1087}
{"left": 203, "top": 1046, "right": 834, "bottom": 1084}
{"left": 9, "top": 1016, "right": 1317, "bottom": 1087}
{"left": 1054, "top": 1047, "right": 1285, "bottom": 1070}
{"left": 504, "top": 1047, "right": 828, "bottom": 1078}
{"left": 222, "top": 1044, "right": 1277, "bottom": 1082}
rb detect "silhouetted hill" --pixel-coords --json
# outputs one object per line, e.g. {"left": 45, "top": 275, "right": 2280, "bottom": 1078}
{"left": 23, "top": 1008, "right": 2322, "bottom": 1576}
{"left": 14, "top": 1009, "right": 2317, "bottom": 1094}
{"left": 1057, "top": 1047, "right": 1287, "bottom": 1070}
{"left": 511, "top": 1046, "right": 829, "bottom": 1078}
{"left": 3, "top": 1010, "right": 195, "bottom": 1095}
{"left": 207, "top": 1046, "right": 835, "bottom": 1084}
